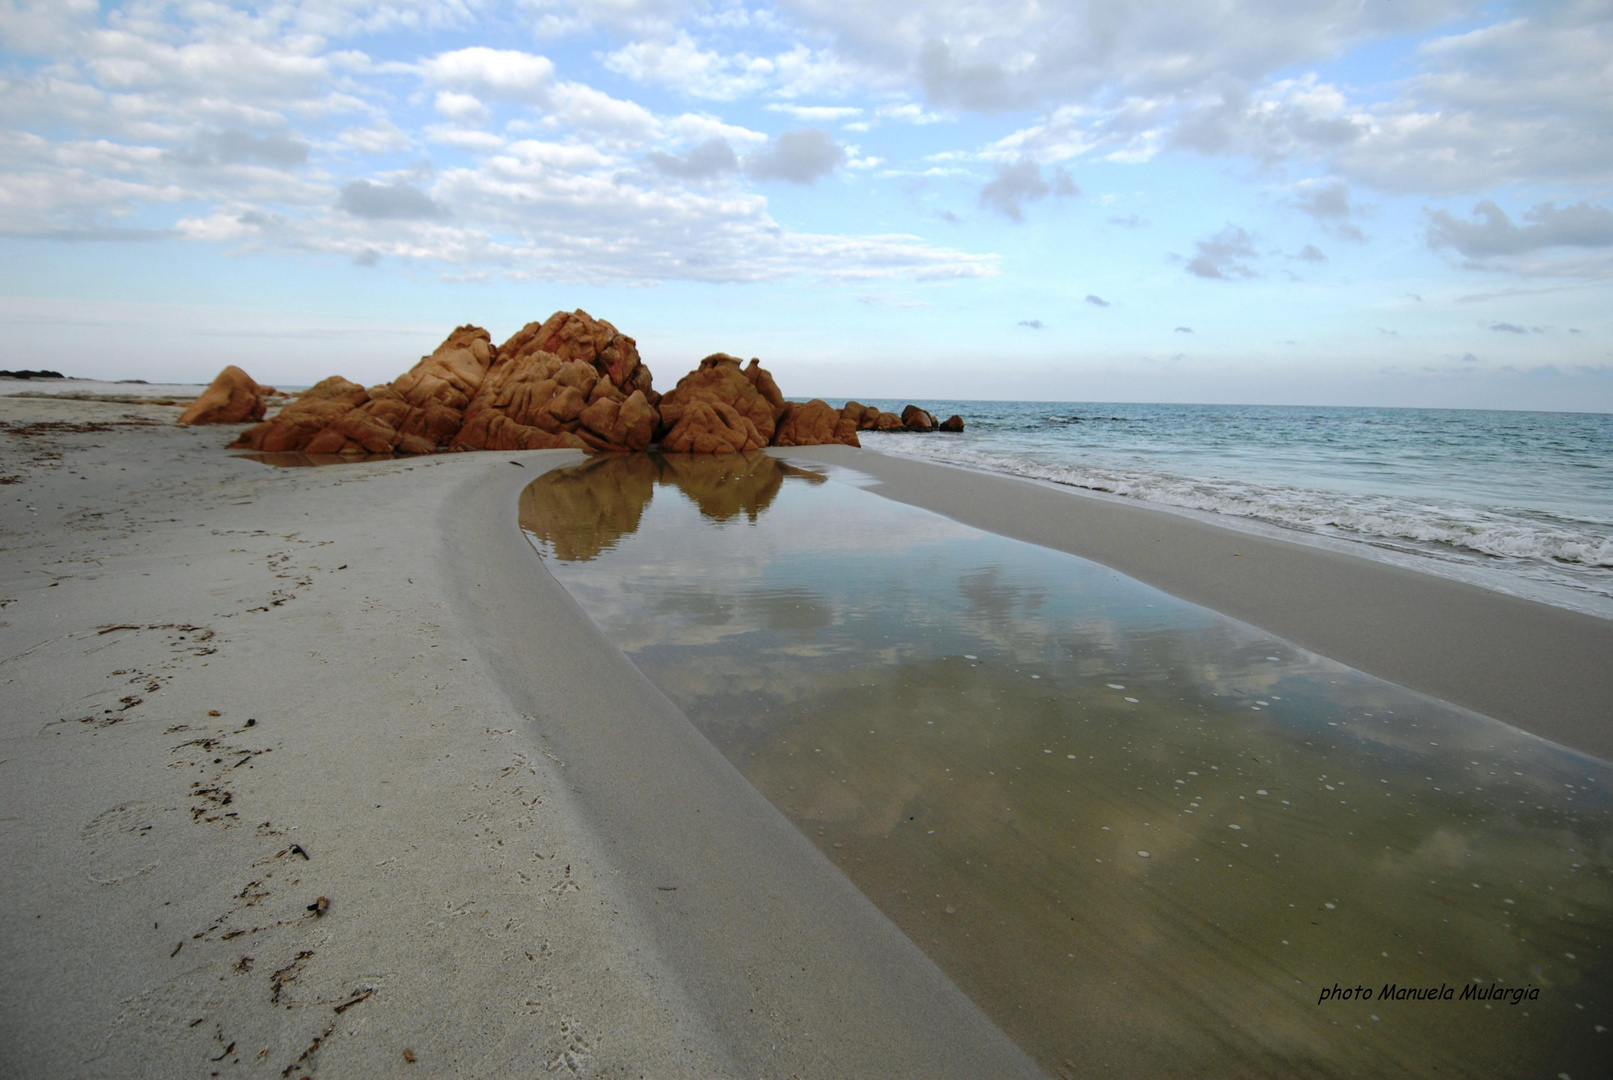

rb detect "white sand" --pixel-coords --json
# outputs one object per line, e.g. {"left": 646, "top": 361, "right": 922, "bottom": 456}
{"left": 0, "top": 397, "right": 1039, "bottom": 1079}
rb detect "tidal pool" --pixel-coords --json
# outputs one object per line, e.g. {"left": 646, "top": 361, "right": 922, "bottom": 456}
{"left": 520, "top": 452, "right": 1612, "bottom": 1079}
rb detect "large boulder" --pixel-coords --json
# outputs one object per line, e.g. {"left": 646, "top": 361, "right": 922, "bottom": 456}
{"left": 499, "top": 310, "right": 654, "bottom": 402}
{"left": 743, "top": 358, "right": 785, "bottom": 419}
{"left": 451, "top": 352, "right": 599, "bottom": 452}
{"left": 873, "top": 411, "right": 905, "bottom": 430}
{"left": 660, "top": 399, "right": 766, "bottom": 453}
{"left": 772, "top": 399, "right": 861, "bottom": 448}
{"left": 901, "top": 404, "right": 937, "bottom": 432}
{"left": 939, "top": 414, "right": 965, "bottom": 433}
{"left": 453, "top": 351, "right": 654, "bottom": 454}
{"left": 178, "top": 366, "right": 275, "bottom": 425}
{"left": 227, "top": 326, "right": 498, "bottom": 454}
{"left": 323, "top": 325, "right": 497, "bottom": 454}
{"left": 231, "top": 376, "right": 369, "bottom": 452}
{"left": 840, "top": 402, "right": 885, "bottom": 430}
{"left": 576, "top": 390, "right": 658, "bottom": 451}
{"left": 658, "top": 354, "right": 785, "bottom": 452}
{"left": 454, "top": 311, "right": 659, "bottom": 453}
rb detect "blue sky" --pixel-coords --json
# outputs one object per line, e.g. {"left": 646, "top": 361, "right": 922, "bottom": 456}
{"left": 2, "top": 0, "right": 1610, "bottom": 409}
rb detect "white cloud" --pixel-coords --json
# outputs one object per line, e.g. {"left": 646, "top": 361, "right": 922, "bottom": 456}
{"left": 167, "top": 129, "right": 310, "bottom": 169}
{"left": 667, "top": 112, "right": 769, "bottom": 147}
{"left": 1288, "top": 178, "right": 1366, "bottom": 242}
{"left": 17, "top": 0, "right": 1609, "bottom": 324}
{"left": 1169, "top": 75, "right": 1369, "bottom": 162}
{"left": 337, "top": 179, "right": 449, "bottom": 220}
{"left": 424, "top": 125, "right": 506, "bottom": 151}
{"left": 766, "top": 103, "right": 863, "bottom": 121}
{"left": 603, "top": 33, "right": 772, "bottom": 100}
{"left": 336, "top": 121, "right": 413, "bottom": 154}
{"left": 777, "top": 0, "right": 1468, "bottom": 110}
{"left": 1131, "top": 7, "right": 1613, "bottom": 193}
{"left": 603, "top": 31, "right": 858, "bottom": 101}
{"left": 877, "top": 102, "right": 946, "bottom": 124}
{"left": 546, "top": 81, "right": 659, "bottom": 140}
{"left": 419, "top": 47, "right": 556, "bottom": 100}
{"left": 988, "top": 105, "right": 1100, "bottom": 163}
{"left": 434, "top": 90, "right": 490, "bottom": 123}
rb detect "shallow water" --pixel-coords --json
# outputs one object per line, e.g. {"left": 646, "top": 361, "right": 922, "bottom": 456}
{"left": 521, "top": 452, "right": 1613, "bottom": 1079}
{"left": 857, "top": 401, "right": 1613, "bottom": 619}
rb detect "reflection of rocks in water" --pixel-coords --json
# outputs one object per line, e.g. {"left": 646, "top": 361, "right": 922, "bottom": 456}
{"left": 520, "top": 451, "right": 826, "bottom": 561}
{"left": 656, "top": 451, "right": 827, "bottom": 522}
{"left": 519, "top": 454, "right": 659, "bottom": 562}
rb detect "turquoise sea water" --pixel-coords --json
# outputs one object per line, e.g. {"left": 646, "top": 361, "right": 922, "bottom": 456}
{"left": 851, "top": 403, "right": 1613, "bottom": 619}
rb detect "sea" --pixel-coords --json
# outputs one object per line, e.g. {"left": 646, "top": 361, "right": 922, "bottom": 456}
{"left": 849, "top": 402, "right": 1613, "bottom": 621}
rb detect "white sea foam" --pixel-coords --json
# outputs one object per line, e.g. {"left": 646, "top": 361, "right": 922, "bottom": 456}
{"left": 873, "top": 440, "right": 1611, "bottom": 568}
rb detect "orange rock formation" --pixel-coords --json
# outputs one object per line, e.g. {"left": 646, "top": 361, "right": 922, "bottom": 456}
{"left": 772, "top": 399, "right": 860, "bottom": 447}
{"left": 211, "top": 310, "right": 952, "bottom": 456}
{"left": 177, "top": 365, "right": 276, "bottom": 425}
{"left": 658, "top": 354, "right": 786, "bottom": 452}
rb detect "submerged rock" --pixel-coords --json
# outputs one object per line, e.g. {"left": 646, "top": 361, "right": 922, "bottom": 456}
{"left": 179, "top": 366, "right": 276, "bottom": 425}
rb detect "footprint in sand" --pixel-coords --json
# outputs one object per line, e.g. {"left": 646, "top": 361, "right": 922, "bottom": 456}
{"left": 81, "top": 801, "right": 160, "bottom": 884}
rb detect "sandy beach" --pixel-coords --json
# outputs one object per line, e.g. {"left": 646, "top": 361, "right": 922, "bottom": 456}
{"left": 2, "top": 390, "right": 1607, "bottom": 1078}
{"left": 0, "top": 390, "right": 1041, "bottom": 1079}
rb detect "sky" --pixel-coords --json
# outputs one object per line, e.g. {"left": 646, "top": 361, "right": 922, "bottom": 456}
{"left": 2, "top": 0, "right": 1611, "bottom": 409}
